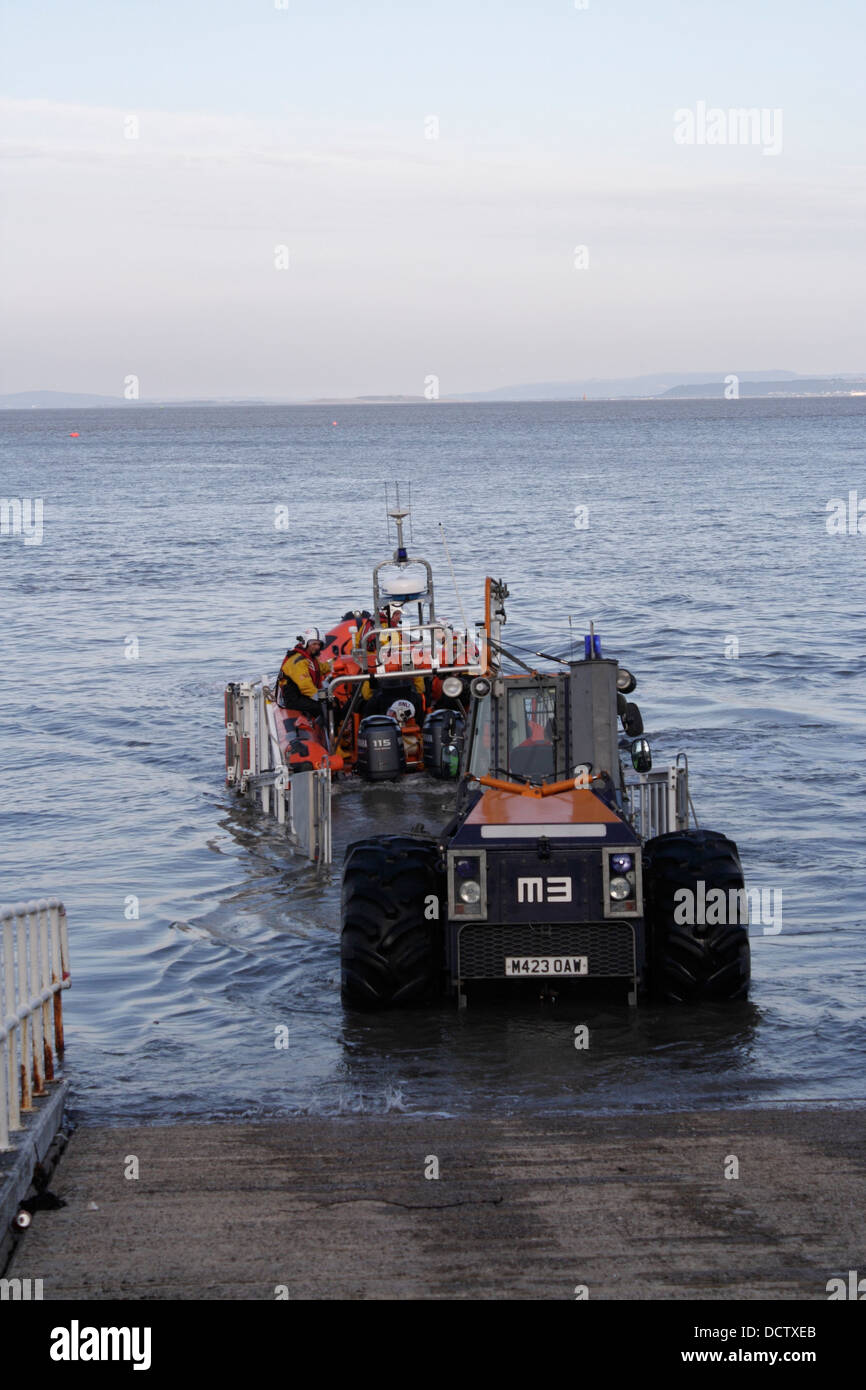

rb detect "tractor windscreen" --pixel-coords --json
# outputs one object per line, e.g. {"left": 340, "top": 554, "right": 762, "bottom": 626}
{"left": 508, "top": 687, "right": 556, "bottom": 780}
{"left": 467, "top": 694, "right": 492, "bottom": 780}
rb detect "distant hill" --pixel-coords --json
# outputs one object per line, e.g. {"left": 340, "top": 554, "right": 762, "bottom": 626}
{"left": 0, "top": 390, "right": 131, "bottom": 409}
{"left": 659, "top": 377, "right": 866, "bottom": 399}
{"left": 448, "top": 371, "right": 805, "bottom": 401}
{"left": 3, "top": 374, "right": 865, "bottom": 409}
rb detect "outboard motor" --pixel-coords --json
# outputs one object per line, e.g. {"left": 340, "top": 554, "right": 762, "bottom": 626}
{"left": 423, "top": 709, "right": 466, "bottom": 779}
{"left": 357, "top": 715, "right": 406, "bottom": 781}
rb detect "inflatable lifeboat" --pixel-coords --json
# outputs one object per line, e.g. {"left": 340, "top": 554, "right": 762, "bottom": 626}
{"left": 271, "top": 703, "right": 343, "bottom": 775}
{"left": 270, "top": 493, "right": 490, "bottom": 782}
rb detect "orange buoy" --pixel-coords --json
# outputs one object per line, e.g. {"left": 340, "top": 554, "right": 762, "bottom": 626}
{"left": 69, "top": 431, "right": 80, "bottom": 437}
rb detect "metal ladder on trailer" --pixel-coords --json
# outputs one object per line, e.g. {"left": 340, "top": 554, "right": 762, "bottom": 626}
{"left": 224, "top": 680, "right": 332, "bottom": 864}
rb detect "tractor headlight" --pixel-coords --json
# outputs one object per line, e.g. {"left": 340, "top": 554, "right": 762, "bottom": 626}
{"left": 603, "top": 847, "right": 641, "bottom": 917}
{"left": 448, "top": 850, "right": 487, "bottom": 920}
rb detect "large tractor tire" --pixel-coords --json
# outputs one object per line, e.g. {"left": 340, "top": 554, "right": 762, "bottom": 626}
{"left": 341, "top": 835, "right": 445, "bottom": 1009}
{"left": 643, "top": 829, "right": 750, "bottom": 1003}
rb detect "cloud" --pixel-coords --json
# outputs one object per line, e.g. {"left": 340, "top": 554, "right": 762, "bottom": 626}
{"left": 1, "top": 98, "right": 864, "bottom": 396}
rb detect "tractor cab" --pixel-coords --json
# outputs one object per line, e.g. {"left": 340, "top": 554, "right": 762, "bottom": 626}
{"left": 505, "top": 682, "right": 559, "bottom": 781}
{"left": 463, "top": 653, "right": 641, "bottom": 812}
{"left": 467, "top": 676, "right": 562, "bottom": 784}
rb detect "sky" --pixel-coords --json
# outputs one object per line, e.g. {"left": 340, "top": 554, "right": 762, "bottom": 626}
{"left": 1, "top": 0, "right": 864, "bottom": 398}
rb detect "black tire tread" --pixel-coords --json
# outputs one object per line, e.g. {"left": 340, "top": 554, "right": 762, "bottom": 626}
{"left": 341, "top": 835, "right": 445, "bottom": 1009}
{"left": 644, "top": 828, "right": 750, "bottom": 1003}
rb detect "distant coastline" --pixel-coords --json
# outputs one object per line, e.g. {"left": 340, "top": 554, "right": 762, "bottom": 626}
{"left": 3, "top": 375, "right": 866, "bottom": 410}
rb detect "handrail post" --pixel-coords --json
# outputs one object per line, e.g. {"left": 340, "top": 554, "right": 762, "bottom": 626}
{"left": 29, "top": 906, "right": 46, "bottom": 1097}
{"left": 1, "top": 917, "right": 12, "bottom": 1150}
{"left": 40, "top": 903, "right": 55, "bottom": 1083}
{"left": 0, "top": 1038, "right": 7, "bottom": 1151}
{"left": 16, "top": 909, "right": 32, "bottom": 1112}
{"left": 53, "top": 903, "right": 67, "bottom": 1057}
{"left": 3, "top": 916, "right": 20, "bottom": 1135}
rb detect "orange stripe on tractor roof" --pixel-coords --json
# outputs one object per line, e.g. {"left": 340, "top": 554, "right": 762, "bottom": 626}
{"left": 466, "top": 788, "right": 622, "bottom": 826}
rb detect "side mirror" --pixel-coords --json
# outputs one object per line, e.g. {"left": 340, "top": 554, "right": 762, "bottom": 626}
{"left": 439, "top": 741, "right": 461, "bottom": 779}
{"left": 631, "top": 738, "right": 652, "bottom": 773}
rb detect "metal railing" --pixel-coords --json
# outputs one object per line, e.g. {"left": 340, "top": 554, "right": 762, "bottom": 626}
{"left": 363, "top": 621, "right": 488, "bottom": 675}
{"left": 624, "top": 755, "right": 694, "bottom": 840}
{"left": 0, "top": 899, "right": 71, "bottom": 1152}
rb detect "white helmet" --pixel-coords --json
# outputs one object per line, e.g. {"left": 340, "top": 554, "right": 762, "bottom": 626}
{"left": 301, "top": 626, "right": 321, "bottom": 645}
{"left": 387, "top": 699, "right": 415, "bottom": 726}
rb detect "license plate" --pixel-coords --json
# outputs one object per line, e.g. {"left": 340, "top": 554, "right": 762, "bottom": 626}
{"left": 505, "top": 956, "right": 588, "bottom": 977}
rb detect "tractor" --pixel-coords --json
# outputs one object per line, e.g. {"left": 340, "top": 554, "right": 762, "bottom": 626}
{"left": 340, "top": 580, "right": 750, "bottom": 1008}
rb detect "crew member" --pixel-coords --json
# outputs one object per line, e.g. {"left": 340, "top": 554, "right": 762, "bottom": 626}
{"left": 365, "top": 602, "right": 426, "bottom": 719}
{"left": 362, "top": 677, "right": 425, "bottom": 723}
{"left": 277, "top": 627, "right": 332, "bottom": 719}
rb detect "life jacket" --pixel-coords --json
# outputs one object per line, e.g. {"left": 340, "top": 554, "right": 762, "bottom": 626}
{"left": 331, "top": 655, "right": 365, "bottom": 706}
{"left": 376, "top": 628, "right": 404, "bottom": 673}
{"left": 278, "top": 644, "right": 325, "bottom": 697}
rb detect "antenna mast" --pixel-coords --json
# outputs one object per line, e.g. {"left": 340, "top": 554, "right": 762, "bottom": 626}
{"left": 385, "top": 482, "right": 412, "bottom": 560}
